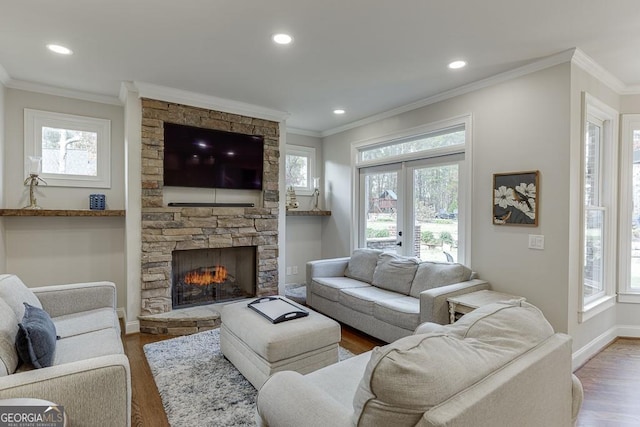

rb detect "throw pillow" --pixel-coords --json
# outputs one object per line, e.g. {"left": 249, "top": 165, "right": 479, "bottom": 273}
{"left": 15, "top": 303, "right": 58, "bottom": 369}
{"left": 371, "top": 253, "right": 420, "bottom": 295}
{"left": 409, "top": 261, "right": 472, "bottom": 297}
{"left": 0, "top": 274, "right": 43, "bottom": 320}
{"left": 344, "top": 249, "right": 382, "bottom": 284}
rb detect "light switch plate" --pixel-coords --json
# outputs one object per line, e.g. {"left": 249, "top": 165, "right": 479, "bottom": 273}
{"left": 528, "top": 235, "right": 544, "bottom": 250}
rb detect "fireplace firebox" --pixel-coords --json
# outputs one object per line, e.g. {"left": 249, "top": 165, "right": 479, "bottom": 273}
{"left": 172, "top": 246, "right": 256, "bottom": 309}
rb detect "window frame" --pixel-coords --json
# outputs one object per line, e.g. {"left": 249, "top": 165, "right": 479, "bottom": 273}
{"left": 285, "top": 144, "right": 317, "bottom": 196}
{"left": 578, "top": 93, "right": 618, "bottom": 322}
{"left": 618, "top": 114, "right": 640, "bottom": 303}
{"left": 24, "top": 108, "right": 111, "bottom": 188}
{"left": 351, "top": 115, "right": 472, "bottom": 265}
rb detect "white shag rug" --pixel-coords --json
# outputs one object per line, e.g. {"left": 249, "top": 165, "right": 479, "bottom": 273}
{"left": 144, "top": 328, "right": 354, "bottom": 427}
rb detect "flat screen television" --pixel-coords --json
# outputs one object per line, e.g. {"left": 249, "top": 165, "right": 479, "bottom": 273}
{"left": 163, "top": 122, "right": 264, "bottom": 190}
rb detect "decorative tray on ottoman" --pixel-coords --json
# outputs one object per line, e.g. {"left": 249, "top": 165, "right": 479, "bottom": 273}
{"left": 248, "top": 296, "right": 309, "bottom": 324}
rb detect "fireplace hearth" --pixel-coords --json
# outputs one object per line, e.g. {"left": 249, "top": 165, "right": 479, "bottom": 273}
{"left": 172, "top": 247, "right": 256, "bottom": 309}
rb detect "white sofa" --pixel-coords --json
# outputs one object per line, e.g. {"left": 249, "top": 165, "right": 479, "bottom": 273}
{"left": 0, "top": 274, "right": 131, "bottom": 427}
{"left": 307, "top": 249, "right": 489, "bottom": 342}
{"left": 257, "top": 300, "right": 584, "bottom": 427}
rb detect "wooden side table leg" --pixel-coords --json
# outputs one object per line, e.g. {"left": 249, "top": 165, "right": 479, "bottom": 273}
{"left": 449, "top": 302, "right": 456, "bottom": 324}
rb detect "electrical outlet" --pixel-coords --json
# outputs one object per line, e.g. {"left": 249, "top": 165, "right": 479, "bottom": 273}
{"left": 528, "top": 235, "right": 544, "bottom": 250}
{"left": 292, "top": 266, "right": 299, "bottom": 275}
{"left": 286, "top": 267, "right": 292, "bottom": 275}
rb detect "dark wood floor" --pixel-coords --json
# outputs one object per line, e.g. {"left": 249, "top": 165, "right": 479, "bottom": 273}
{"left": 574, "top": 338, "right": 640, "bottom": 426}
{"left": 123, "top": 327, "right": 639, "bottom": 427}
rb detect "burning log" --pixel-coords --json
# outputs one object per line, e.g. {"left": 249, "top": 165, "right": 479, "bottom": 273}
{"left": 183, "top": 266, "right": 228, "bottom": 286}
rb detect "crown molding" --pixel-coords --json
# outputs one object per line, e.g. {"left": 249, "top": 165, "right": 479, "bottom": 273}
{"left": 621, "top": 85, "right": 640, "bottom": 96}
{"left": 132, "top": 81, "right": 289, "bottom": 123}
{"left": 286, "top": 127, "right": 322, "bottom": 138}
{"left": 0, "top": 64, "right": 9, "bottom": 86}
{"left": 119, "top": 81, "right": 138, "bottom": 104}
{"left": 4, "top": 78, "right": 122, "bottom": 105}
{"left": 570, "top": 48, "right": 627, "bottom": 93}
{"left": 321, "top": 49, "right": 577, "bottom": 137}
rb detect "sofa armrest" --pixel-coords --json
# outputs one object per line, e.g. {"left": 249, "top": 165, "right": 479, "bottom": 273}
{"left": 32, "top": 281, "right": 117, "bottom": 318}
{"left": 0, "top": 354, "right": 131, "bottom": 427}
{"left": 419, "top": 279, "right": 490, "bottom": 324}
{"left": 571, "top": 374, "right": 584, "bottom": 426}
{"left": 257, "top": 371, "right": 353, "bottom": 427}
{"left": 414, "top": 322, "right": 446, "bottom": 335}
{"left": 306, "top": 257, "right": 350, "bottom": 303}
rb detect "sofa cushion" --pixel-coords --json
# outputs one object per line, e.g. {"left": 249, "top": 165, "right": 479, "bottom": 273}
{"left": 371, "top": 253, "right": 419, "bottom": 295}
{"left": 15, "top": 303, "right": 58, "bottom": 369}
{"left": 311, "top": 277, "right": 371, "bottom": 302}
{"left": 0, "top": 299, "right": 19, "bottom": 376}
{"left": 54, "top": 328, "right": 124, "bottom": 365}
{"left": 373, "top": 296, "right": 420, "bottom": 331}
{"left": 52, "top": 308, "right": 121, "bottom": 339}
{"left": 0, "top": 274, "right": 42, "bottom": 320}
{"left": 409, "top": 261, "right": 472, "bottom": 297}
{"left": 339, "top": 286, "right": 404, "bottom": 316}
{"left": 352, "top": 301, "right": 555, "bottom": 426}
{"left": 344, "top": 249, "right": 382, "bottom": 284}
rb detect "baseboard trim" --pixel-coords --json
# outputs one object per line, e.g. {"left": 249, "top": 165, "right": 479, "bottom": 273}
{"left": 572, "top": 325, "right": 640, "bottom": 370}
{"left": 126, "top": 320, "right": 140, "bottom": 335}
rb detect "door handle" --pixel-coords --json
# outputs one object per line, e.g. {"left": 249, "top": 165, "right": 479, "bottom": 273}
{"left": 396, "top": 241, "right": 402, "bottom": 246}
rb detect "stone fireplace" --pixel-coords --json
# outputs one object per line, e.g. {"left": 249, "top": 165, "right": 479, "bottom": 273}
{"left": 171, "top": 246, "right": 256, "bottom": 309}
{"left": 139, "top": 99, "right": 280, "bottom": 317}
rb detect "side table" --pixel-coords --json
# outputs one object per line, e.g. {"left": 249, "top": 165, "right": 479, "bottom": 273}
{"left": 447, "top": 290, "right": 525, "bottom": 323}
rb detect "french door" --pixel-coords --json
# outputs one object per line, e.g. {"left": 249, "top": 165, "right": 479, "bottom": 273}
{"left": 358, "top": 155, "right": 462, "bottom": 262}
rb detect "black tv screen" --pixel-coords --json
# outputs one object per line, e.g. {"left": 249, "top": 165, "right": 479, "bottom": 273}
{"left": 163, "top": 123, "right": 264, "bottom": 190}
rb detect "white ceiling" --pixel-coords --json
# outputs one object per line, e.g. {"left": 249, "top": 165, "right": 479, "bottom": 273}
{"left": 1, "top": 1, "right": 639, "bottom": 133}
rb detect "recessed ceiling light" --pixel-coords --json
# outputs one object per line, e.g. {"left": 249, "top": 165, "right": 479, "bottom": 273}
{"left": 46, "top": 44, "right": 73, "bottom": 55}
{"left": 272, "top": 33, "right": 293, "bottom": 45}
{"left": 448, "top": 60, "right": 467, "bottom": 70}
{"left": 333, "top": 109, "right": 346, "bottom": 115}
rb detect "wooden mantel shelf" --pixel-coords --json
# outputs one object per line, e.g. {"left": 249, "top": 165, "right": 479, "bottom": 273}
{"left": 0, "top": 209, "right": 125, "bottom": 217}
{"left": 286, "top": 210, "right": 331, "bottom": 216}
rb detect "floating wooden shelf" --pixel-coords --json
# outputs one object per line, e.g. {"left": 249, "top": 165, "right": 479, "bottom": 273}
{"left": 0, "top": 209, "right": 125, "bottom": 217}
{"left": 286, "top": 210, "right": 331, "bottom": 216}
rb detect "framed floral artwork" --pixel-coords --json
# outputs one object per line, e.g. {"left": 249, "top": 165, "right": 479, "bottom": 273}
{"left": 493, "top": 170, "right": 539, "bottom": 226}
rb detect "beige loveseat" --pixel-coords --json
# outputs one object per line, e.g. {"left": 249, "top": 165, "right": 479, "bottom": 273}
{"left": 257, "top": 300, "right": 584, "bottom": 427}
{"left": 0, "top": 274, "right": 131, "bottom": 427}
{"left": 307, "top": 249, "right": 489, "bottom": 342}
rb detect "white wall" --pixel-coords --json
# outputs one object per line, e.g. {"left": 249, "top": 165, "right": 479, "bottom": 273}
{"left": 285, "top": 132, "right": 324, "bottom": 284}
{"left": 0, "top": 82, "right": 5, "bottom": 271}
{"left": 323, "top": 64, "right": 573, "bottom": 333}
{"left": 3, "top": 88, "right": 127, "bottom": 310}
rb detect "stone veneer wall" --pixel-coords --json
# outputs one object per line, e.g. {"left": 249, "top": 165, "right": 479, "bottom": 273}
{"left": 139, "top": 99, "right": 280, "bottom": 315}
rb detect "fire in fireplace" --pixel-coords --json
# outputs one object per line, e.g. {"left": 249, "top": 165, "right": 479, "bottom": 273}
{"left": 172, "top": 246, "right": 256, "bottom": 309}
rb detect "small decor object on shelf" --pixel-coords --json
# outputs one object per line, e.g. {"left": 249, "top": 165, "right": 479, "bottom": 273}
{"left": 89, "top": 194, "right": 106, "bottom": 210}
{"left": 23, "top": 156, "right": 47, "bottom": 210}
{"left": 286, "top": 186, "right": 299, "bottom": 210}
{"left": 312, "top": 177, "right": 320, "bottom": 211}
{"left": 493, "top": 170, "right": 539, "bottom": 226}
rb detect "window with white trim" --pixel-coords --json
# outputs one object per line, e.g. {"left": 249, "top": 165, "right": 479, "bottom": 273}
{"left": 24, "top": 109, "right": 111, "bottom": 188}
{"left": 618, "top": 114, "right": 640, "bottom": 303}
{"left": 579, "top": 93, "right": 618, "bottom": 321}
{"left": 285, "top": 145, "right": 316, "bottom": 196}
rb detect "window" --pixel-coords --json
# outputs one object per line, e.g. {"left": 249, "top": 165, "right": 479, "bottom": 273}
{"left": 618, "top": 114, "right": 640, "bottom": 302}
{"left": 579, "top": 93, "right": 618, "bottom": 321}
{"left": 24, "top": 109, "right": 111, "bottom": 188}
{"left": 354, "top": 117, "right": 470, "bottom": 265}
{"left": 285, "top": 145, "right": 316, "bottom": 195}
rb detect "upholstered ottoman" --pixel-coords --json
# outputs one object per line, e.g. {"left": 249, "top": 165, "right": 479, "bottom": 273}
{"left": 220, "top": 297, "right": 341, "bottom": 389}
